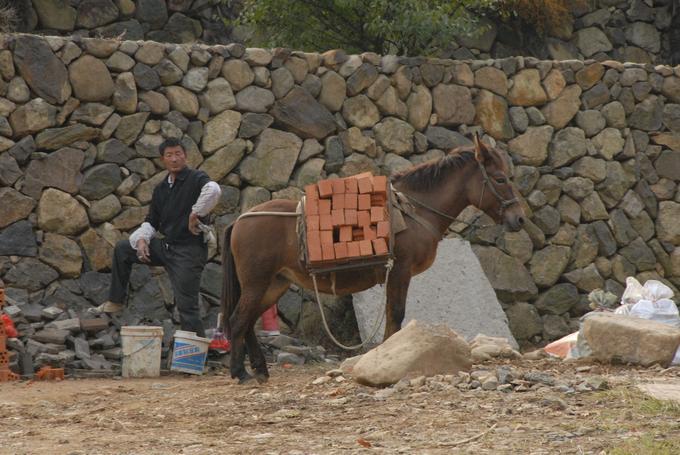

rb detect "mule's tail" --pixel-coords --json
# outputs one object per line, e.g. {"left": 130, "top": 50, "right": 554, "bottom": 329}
{"left": 221, "top": 223, "right": 240, "bottom": 338}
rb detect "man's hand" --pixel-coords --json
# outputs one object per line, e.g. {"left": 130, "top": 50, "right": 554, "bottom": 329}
{"left": 136, "top": 238, "right": 151, "bottom": 263}
{"left": 189, "top": 212, "right": 201, "bottom": 235}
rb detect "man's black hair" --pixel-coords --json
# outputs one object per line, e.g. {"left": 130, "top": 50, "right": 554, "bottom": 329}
{"left": 159, "top": 137, "right": 185, "bottom": 156}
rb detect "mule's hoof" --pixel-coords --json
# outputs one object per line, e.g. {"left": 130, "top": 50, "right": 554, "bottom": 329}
{"left": 255, "top": 373, "right": 269, "bottom": 384}
{"left": 237, "top": 372, "right": 255, "bottom": 385}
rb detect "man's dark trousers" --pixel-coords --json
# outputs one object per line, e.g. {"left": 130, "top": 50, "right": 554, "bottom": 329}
{"left": 109, "top": 238, "right": 207, "bottom": 337}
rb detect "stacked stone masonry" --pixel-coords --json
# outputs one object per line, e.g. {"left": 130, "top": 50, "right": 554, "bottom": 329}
{"left": 1, "top": 33, "right": 680, "bottom": 347}
{"left": 13, "top": 1, "right": 680, "bottom": 65}
{"left": 13, "top": 0, "right": 233, "bottom": 44}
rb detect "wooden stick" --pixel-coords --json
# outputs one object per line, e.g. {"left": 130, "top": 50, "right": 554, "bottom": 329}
{"left": 438, "top": 423, "right": 497, "bottom": 447}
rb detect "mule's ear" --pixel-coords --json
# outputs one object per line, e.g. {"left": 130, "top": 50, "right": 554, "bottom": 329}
{"left": 473, "top": 132, "right": 490, "bottom": 163}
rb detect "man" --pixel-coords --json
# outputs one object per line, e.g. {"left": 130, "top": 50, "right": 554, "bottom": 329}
{"left": 92, "top": 138, "right": 221, "bottom": 337}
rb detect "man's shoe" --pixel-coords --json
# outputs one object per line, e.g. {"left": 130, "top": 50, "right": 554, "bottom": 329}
{"left": 257, "top": 330, "right": 280, "bottom": 337}
{"left": 88, "top": 301, "right": 124, "bottom": 315}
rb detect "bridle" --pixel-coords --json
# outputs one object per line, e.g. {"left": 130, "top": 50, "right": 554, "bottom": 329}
{"left": 400, "top": 159, "right": 520, "bottom": 225}
{"left": 476, "top": 161, "right": 519, "bottom": 216}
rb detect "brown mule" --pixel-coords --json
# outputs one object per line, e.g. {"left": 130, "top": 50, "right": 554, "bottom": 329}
{"left": 221, "top": 135, "right": 527, "bottom": 383}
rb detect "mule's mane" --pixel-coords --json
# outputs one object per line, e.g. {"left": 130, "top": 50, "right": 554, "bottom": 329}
{"left": 391, "top": 147, "right": 477, "bottom": 191}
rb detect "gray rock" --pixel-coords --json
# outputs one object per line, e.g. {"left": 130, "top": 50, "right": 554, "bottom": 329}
{"left": 509, "top": 107, "right": 529, "bottom": 133}
{"left": 270, "top": 87, "right": 336, "bottom": 140}
{"left": 535, "top": 284, "right": 579, "bottom": 316}
{"left": 22, "top": 147, "right": 85, "bottom": 199}
{"left": 13, "top": 35, "right": 71, "bottom": 104}
{"left": 135, "top": 0, "right": 168, "bottom": 29}
{"left": 0, "top": 220, "right": 37, "bottom": 257}
{"left": 238, "top": 113, "right": 273, "bottom": 139}
{"left": 506, "top": 302, "right": 543, "bottom": 341}
{"left": 239, "top": 128, "right": 302, "bottom": 190}
{"left": 235, "top": 86, "right": 275, "bottom": 113}
{"left": 424, "top": 126, "right": 472, "bottom": 150}
{"left": 80, "top": 164, "right": 122, "bottom": 200}
{"left": 574, "top": 27, "right": 613, "bottom": 57}
{"left": 549, "top": 127, "right": 586, "bottom": 168}
{"left": 473, "top": 245, "right": 538, "bottom": 301}
{"left": 576, "top": 110, "right": 605, "bottom": 137}
{"left": 76, "top": 0, "right": 119, "bottom": 28}
{"left": 35, "top": 124, "right": 100, "bottom": 150}
{"left": 530, "top": 245, "right": 571, "bottom": 288}
{"left": 133, "top": 63, "right": 161, "bottom": 91}
{"left": 3, "top": 258, "right": 59, "bottom": 292}
{"left": 629, "top": 96, "right": 663, "bottom": 131}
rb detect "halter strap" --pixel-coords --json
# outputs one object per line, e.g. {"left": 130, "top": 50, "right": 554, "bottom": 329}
{"left": 477, "top": 162, "right": 519, "bottom": 216}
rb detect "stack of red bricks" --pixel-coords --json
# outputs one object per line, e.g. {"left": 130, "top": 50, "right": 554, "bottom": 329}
{"left": 305, "top": 173, "right": 390, "bottom": 265}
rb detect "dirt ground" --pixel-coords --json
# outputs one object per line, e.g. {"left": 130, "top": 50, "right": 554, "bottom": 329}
{"left": 2, "top": 358, "right": 680, "bottom": 455}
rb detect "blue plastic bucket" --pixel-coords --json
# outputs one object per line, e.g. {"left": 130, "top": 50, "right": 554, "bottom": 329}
{"left": 171, "top": 330, "right": 209, "bottom": 375}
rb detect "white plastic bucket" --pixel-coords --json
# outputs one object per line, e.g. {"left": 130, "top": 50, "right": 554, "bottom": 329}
{"left": 171, "top": 330, "right": 210, "bottom": 375}
{"left": 121, "top": 326, "right": 164, "bottom": 378}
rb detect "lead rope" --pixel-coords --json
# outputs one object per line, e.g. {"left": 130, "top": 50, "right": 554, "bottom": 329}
{"left": 311, "top": 258, "right": 394, "bottom": 351}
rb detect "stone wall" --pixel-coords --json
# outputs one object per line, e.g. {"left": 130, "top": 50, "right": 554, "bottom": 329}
{"left": 1, "top": 33, "right": 680, "bottom": 346}
{"left": 13, "top": 0, "right": 234, "bottom": 44}
{"left": 452, "top": 0, "right": 679, "bottom": 65}
{"left": 12, "top": 1, "right": 680, "bottom": 65}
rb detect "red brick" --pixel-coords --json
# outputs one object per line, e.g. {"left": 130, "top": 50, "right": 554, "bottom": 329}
{"left": 357, "top": 210, "right": 371, "bottom": 227}
{"left": 363, "top": 225, "right": 376, "bottom": 240}
{"left": 319, "top": 214, "right": 333, "bottom": 230}
{"left": 331, "top": 178, "right": 345, "bottom": 194}
{"left": 306, "top": 198, "right": 319, "bottom": 215}
{"left": 307, "top": 215, "right": 320, "bottom": 231}
{"left": 318, "top": 199, "right": 331, "bottom": 215}
{"left": 332, "top": 193, "right": 345, "bottom": 209}
{"left": 339, "top": 225, "right": 353, "bottom": 242}
{"left": 376, "top": 220, "right": 390, "bottom": 238}
{"left": 344, "top": 193, "right": 357, "bottom": 209}
{"left": 322, "top": 243, "right": 335, "bottom": 260}
{"left": 370, "top": 194, "right": 386, "bottom": 206}
{"left": 334, "top": 242, "right": 348, "bottom": 259}
{"left": 331, "top": 209, "right": 345, "bottom": 226}
{"left": 370, "top": 206, "right": 385, "bottom": 222}
{"left": 318, "top": 180, "right": 333, "bottom": 198}
{"left": 359, "top": 240, "right": 373, "bottom": 256}
{"left": 358, "top": 194, "right": 371, "bottom": 210}
{"left": 352, "top": 228, "right": 364, "bottom": 241}
{"left": 305, "top": 184, "right": 319, "bottom": 200}
{"left": 307, "top": 232, "right": 322, "bottom": 262}
{"left": 320, "top": 230, "right": 333, "bottom": 244}
{"left": 345, "top": 178, "right": 358, "bottom": 193}
{"left": 344, "top": 209, "right": 357, "bottom": 226}
{"left": 347, "top": 241, "right": 361, "bottom": 257}
{"left": 372, "top": 238, "right": 388, "bottom": 255}
{"left": 357, "top": 176, "right": 372, "bottom": 194}
{"left": 372, "top": 175, "right": 388, "bottom": 194}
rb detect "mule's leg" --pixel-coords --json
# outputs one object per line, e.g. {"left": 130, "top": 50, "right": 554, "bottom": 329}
{"left": 245, "top": 278, "right": 290, "bottom": 384}
{"left": 384, "top": 266, "right": 412, "bottom": 340}
{"left": 229, "top": 286, "right": 267, "bottom": 383}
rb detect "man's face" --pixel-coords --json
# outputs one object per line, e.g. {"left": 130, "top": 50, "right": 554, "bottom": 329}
{"left": 161, "top": 145, "right": 187, "bottom": 174}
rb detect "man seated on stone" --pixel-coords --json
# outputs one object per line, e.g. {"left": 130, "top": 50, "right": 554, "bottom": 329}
{"left": 92, "top": 138, "right": 221, "bottom": 337}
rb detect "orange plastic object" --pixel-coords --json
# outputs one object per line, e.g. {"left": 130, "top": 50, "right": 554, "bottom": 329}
{"left": 0, "top": 286, "right": 19, "bottom": 382}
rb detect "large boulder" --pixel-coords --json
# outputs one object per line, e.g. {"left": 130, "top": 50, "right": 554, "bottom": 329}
{"left": 657, "top": 201, "right": 680, "bottom": 244}
{"left": 33, "top": 0, "right": 77, "bottom": 30}
{"left": 80, "top": 163, "right": 122, "bottom": 200}
{"left": 542, "top": 85, "right": 581, "bottom": 129}
{"left": 13, "top": 35, "right": 71, "bottom": 104}
{"left": 475, "top": 90, "right": 513, "bottom": 140}
{"left": 351, "top": 320, "right": 472, "bottom": 387}
{"left": 473, "top": 245, "right": 538, "bottom": 300}
{"left": 69, "top": 55, "right": 115, "bottom": 102}
{"left": 239, "top": 128, "right": 302, "bottom": 190}
{"left": 3, "top": 258, "right": 59, "bottom": 292}
{"left": 35, "top": 124, "right": 100, "bottom": 150}
{"left": 529, "top": 245, "right": 571, "bottom": 288}
{"left": 508, "top": 69, "right": 548, "bottom": 106}
{"left": 80, "top": 228, "right": 114, "bottom": 271}
{"left": 76, "top": 0, "right": 120, "bottom": 28}
{"left": 583, "top": 313, "right": 680, "bottom": 367}
{"left": 9, "top": 98, "right": 58, "bottom": 136}
{"left": 199, "top": 139, "right": 247, "bottom": 182}
{"left": 202, "top": 110, "right": 241, "bottom": 154}
{"left": 0, "top": 220, "right": 37, "bottom": 257}
{"left": 353, "top": 239, "right": 518, "bottom": 347}
{"left": 270, "top": 87, "right": 336, "bottom": 140}
{"left": 37, "top": 189, "right": 89, "bottom": 235}
{"left": 0, "top": 189, "right": 35, "bottom": 229}
{"left": 22, "top": 147, "right": 85, "bottom": 199}
{"left": 373, "top": 117, "right": 414, "bottom": 156}
{"left": 432, "top": 84, "right": 475, "bottom": 126}
{"left": 508, "top": 125, "right": 553, "bottom": 166}
{"left": 39, "top": 233, "right": 82, "bottom": 278}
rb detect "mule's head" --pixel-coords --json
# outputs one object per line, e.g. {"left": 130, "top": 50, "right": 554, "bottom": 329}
{"left": 466, "top": 134, "right": 526, "bottom": 232}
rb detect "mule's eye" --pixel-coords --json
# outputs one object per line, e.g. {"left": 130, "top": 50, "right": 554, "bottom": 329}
{"left": 495, "top": 177, "right": 507, "bottom": 184}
